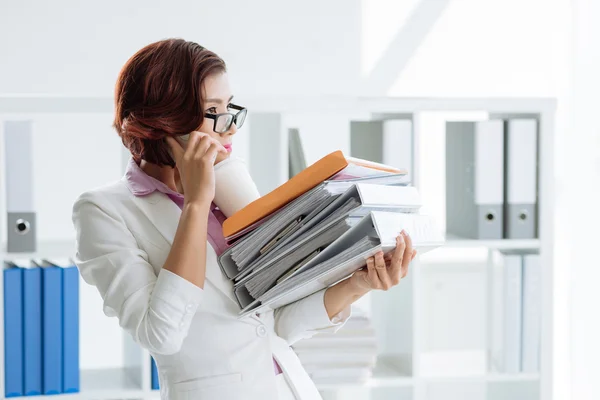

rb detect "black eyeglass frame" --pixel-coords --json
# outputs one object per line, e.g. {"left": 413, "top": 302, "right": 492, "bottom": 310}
{"left": 204, "top": 103, "right": 247, "bottom": 134}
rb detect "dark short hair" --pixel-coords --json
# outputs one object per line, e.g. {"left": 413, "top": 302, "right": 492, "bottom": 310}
{"left": 113, "top": 38, "right": 226, "bottom": 166}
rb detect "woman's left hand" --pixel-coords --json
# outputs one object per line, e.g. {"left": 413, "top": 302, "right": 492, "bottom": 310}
{"left": 349, "top": 230, "right": 416, "bottom": 293}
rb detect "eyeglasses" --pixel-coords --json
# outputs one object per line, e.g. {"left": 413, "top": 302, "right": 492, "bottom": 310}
{"left": 204, "top": 104, "right": 247, "bottom": 134}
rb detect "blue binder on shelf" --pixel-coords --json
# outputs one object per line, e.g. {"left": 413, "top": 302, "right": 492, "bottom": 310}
{"left": 22, "top": 261, "right": 43, "bottom": 396}
{"left": 151, "top": 357, "right": 160, "bottom": 390}
{"left": 3, "top": 263, "right": 24, "bottom": 397}
{"left": 37, "top": 260, "right": 64, "bottom": 395}
{"left": 61, "top": 263, "right": 80, "bottom": 393}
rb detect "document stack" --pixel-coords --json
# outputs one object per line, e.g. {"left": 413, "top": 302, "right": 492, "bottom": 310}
{"left": 218, "top": 150, "right": 445, "bottom": 318}
{"left": 293, "top": 306, "right": 377, "bottom": 385}
{"left": 490, "top": 251, "right": 541, "bottom": 374}
{"left": 3, "top": 258, "right": 80, "bottom": 397}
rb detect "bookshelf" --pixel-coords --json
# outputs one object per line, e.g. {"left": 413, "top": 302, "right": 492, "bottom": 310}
{"left": 0, "top": 95, "right": 555, "bottom": 400}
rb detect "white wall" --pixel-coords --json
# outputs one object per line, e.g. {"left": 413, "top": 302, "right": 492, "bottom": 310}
{"left": 565, "top": 1, "right": 600, "bottom": 399}
{"left": 362, "top": 0, "right": 562, "bottom": 97}
{"left": 1, "top": 0, "right": 564, "bottom": 98}
{"left": 0, "top": 0, "right": 361, "bottom": 98}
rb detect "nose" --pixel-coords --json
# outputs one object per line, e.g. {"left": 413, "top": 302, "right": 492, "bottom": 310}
{"left": 225, "top": 120, "right": 238, "bottom": 136}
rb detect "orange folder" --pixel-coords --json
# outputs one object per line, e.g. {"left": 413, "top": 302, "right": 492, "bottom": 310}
{"left": 222, "top": 150, "right": 404, "bottom": 238}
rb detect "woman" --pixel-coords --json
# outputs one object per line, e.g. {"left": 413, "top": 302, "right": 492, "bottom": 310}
{"left": 72, "top": 38, "right": 416, "bottom": 400}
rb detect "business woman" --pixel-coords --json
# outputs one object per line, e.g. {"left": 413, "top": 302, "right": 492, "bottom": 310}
{"left": 72, "top": 38, "right": 416, "bottom": 400}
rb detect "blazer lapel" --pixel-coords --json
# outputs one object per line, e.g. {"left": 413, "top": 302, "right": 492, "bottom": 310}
{"left": 129, "top": 190, "right": 240, "bottom": 307}
{"left": 130, "top": 191, "right": 180, "bottom": 246}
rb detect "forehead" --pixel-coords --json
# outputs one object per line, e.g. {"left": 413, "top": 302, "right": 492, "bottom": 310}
{"left": 202, "top": 72, "right": 232, "bottom": 101}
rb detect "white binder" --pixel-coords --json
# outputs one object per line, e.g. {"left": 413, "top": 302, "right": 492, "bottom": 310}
{"left": 505, "top": 119, "right": 538, "bottom": 239}
{"left": 382, "top": 119, "right": 413, "bottom": 183}
{"left": 521, "top": 253, "right": 541, "bottom": 372}
{"left": 350, "top": 119, "right": 413, "bottom": 183}
{"left": 502, "top": 252, "right": 523, "bottom": 373}
{"left": 446, "top": 121, "right": 505, "bottom": 239}
{"left": 3, "top": 121, "right": 37, "bottom": 252}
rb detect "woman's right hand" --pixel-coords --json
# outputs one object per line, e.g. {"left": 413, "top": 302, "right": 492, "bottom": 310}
{"left": 166, "top": 131, "right": 227, "bottom": 206}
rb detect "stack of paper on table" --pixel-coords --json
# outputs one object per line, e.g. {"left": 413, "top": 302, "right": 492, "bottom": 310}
{"left": 217, "top": 151, "right": 445, "bottom": 318}
{"left": 292, "top": 306, "right": 377, "bottom": 385}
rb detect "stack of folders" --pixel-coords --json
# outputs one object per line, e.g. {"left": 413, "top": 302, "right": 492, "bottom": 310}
{"left": 218, "top": 151, "right": 445, "bottom": 318}
{"left": 292, "top": 306, "right": 377, "bottom": 384}
{"left": 446, "top": 119, "right": 539, "bottom": 240}
{"left": 490, "top": 251, "right": 541, "bottom": 374}
{"left": 3, "top": 258, "right": 80, "bottom": 397}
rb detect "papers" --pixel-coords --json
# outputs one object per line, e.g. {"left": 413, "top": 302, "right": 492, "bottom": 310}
{"left": 216, "top": 156, "right": 445, "bottom": 317}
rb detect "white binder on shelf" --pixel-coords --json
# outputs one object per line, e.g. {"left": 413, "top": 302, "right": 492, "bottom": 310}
{"left": 382, "top": 119, "right": 413, "bottom": 183}
{"left": 490, "top": 251, "right": 523, "bottom": 374}
{"left": 3, "top": 120, "right": 37, "bottom": 252}
{"left": 521, "top": 253, "right": 541, "bottom": 373}
{"left": 350, "top": 119, "right": 413, "bottom": 183}
{"left": 446, "top": 121, "right": 505, "bottom": 239}
{"left": 504, "top": 119, "right": 538, "bottom": 239}
{"left": 288, "top": 128, "right": 307, "bottom": 179}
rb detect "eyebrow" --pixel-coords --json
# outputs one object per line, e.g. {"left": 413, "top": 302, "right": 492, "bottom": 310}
{"left": 205, "top": 95, "right": 234, "bottom": 104}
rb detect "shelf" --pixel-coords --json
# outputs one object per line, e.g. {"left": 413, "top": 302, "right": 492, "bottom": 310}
{"left": 1, "top": 240, "right": 76, "bottom": 262}
{"left": 316, "top": 356, "right": 413, "bottom": 390}
{"left": 420, "top": 373, "right": 540, "bottom": 383}
{"left": 443, "top": 234, "right": 540, "bottom": 250}
{"left": 6, "top": 368, "right": 145, "bottom": 400}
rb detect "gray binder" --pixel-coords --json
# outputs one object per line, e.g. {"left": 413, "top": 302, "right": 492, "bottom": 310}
{"left": 504, "top": 119, "right": 538, "bottom": 239}
{"left": 446, "top": 121, "right": 505, "bottom": 239}
{"left": 351, "top": 118, "right": 413, "bottom": 182}
{"left": 288, "top": 128, "right": 306, "bottom": 179}
{"left": 3, "top": 121, "right": 37, "bottom": 252}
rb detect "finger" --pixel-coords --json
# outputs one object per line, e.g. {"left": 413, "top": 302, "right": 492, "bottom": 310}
{"left": 365, "top": 257, "right": 380, "bottom": 290}
{"left": 389, "top": 234, "right": 406, "bottom": 283}
{"left": 212, "top": 137, "right": 228, "bottom": 154}
{"left": 165, "top": 137, "right": 184, "bottom": 163}
{"left": 374, "top": 251, "right": 392, "bottom": 290}
{"left": 203, "top": 142, "right": 221, "bottom": 164}
{"left": 197, "top": 135, "right": 228, "bottom": 158}
{"left": 193, "top": 135, "right": 214, "bottom": 159}
{"left": 411, "top": 249, "right": 417, "bottom": 261}
{"left": 401, "top": 230, "right": 413, "bottom": 278}
{"left": 184, "top": 131, "right": 205, "bottom": 161}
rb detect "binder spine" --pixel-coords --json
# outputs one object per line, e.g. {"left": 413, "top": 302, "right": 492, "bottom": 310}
{"left": 62, "top": 265, "right": 80, "bottom": 393}
{"left": 3, "top": 266, "right": 24, "bottom": 397}
{"left": 23, "top": 267, "right": 42, "bottom": 395}
{"left": 151, "top": 357, "right": 160, "bottom": 390}
{"left": 42, "top": 266, "right": 63, "bottom": 394}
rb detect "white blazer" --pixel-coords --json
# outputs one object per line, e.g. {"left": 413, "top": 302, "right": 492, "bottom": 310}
{"left": 72, "top": 178, "right": 351, "bottom": 400}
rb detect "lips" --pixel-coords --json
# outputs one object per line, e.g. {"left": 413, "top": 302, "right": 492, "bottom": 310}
{"left": 223, "top": 144, "right": 233, "bottom": 153}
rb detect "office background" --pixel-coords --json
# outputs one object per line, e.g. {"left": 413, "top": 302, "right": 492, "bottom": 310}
{"left": 0, "top": 0, "right": 599, "bottom": 399}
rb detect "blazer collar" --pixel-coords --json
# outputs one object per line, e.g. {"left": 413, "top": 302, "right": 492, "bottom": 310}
{"left": 127, "top": 187, "right": 240, "bottom": 307}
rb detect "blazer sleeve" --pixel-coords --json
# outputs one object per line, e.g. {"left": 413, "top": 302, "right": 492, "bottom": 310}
{"left": 273, "top": 288, "right": 352, "bottom": 346}
{"left": 72, "top": 191, "right": 203, "bottom": 355}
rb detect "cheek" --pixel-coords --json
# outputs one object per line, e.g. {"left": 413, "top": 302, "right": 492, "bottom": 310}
{"left": 198, "top": 119, "right": 219, "bottom": 137}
